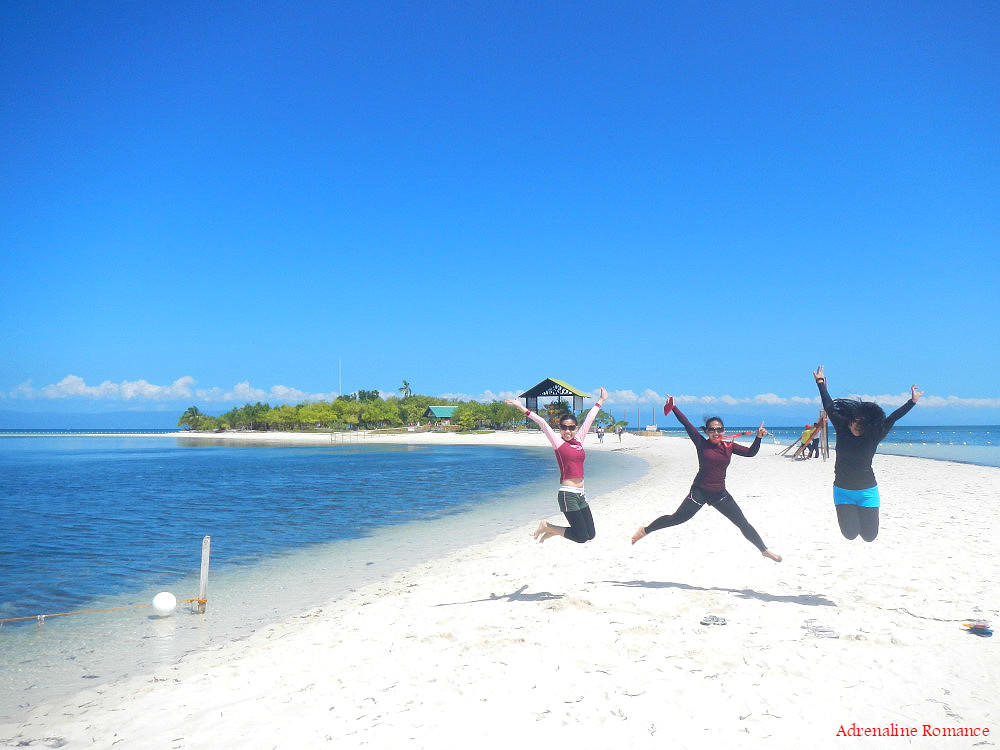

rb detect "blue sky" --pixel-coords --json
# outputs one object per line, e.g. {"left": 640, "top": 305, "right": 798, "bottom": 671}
{"left": 2, "top": 1, "right": 998, "bottom": 426}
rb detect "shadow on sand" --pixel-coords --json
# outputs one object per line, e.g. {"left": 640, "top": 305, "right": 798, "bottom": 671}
{"left": 605, "top": 580, "right": 836, "bottom": 607}
{"left": 435, "top": 584, "right": 565, "bottom": 607}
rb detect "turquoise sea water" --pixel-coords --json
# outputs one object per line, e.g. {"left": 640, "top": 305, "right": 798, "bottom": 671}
{"left": 659, "top": 425, "right": 1000, "bottom": 468}
{"left": 0, "top": 438, "right": 547, "bottom": 621}
{"left": 0, "top": 435, "right": 645, "bottom": 719}
{"left": 0, "top": 427, "right": 994, "bottom": 720}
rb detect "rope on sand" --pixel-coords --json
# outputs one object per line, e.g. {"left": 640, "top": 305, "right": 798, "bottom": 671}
{"left": 0, "top": 598, "right": 207, "bottom": 626}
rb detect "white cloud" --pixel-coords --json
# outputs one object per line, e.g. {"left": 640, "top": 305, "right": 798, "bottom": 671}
{"left": 851, "top": 393, "right": 1000, "bottom": 409}
{"left": 20, "top": 375, "right": 197, "bottom": 401}
{"left": 3, "top": 376, "right": 999, "bottom": 411}
{"left": 4, "top": 376, "right": 339, "bottom": 404}
{"left": 195, "top": 381, "right": 341, "bottom": 404}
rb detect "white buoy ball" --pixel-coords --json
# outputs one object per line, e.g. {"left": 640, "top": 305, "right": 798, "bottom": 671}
{"left": 151, "top": 591, "right": 177, "bottom": 617}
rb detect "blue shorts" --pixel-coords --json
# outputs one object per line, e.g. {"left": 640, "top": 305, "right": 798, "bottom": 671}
{"left": 833, "top": 486, "right": 880, "bottom": 508}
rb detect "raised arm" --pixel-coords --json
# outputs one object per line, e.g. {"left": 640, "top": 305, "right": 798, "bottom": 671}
{"left": 814, "top": 365, "right": 834, "bottom": 413}
{"left": 666, "top": 395, "right": 703, "bottom": 444}
{"left": 575, "top": 387, "right": 608, "bottom": 443}
{"left": 883, "top": 384, "right": 922, "bottom": 433}
{"left": 505, "top": 398, "right": 560, "bottom": 449}
{"left": 733, "top": 421, "right": 765, "bottom": 457}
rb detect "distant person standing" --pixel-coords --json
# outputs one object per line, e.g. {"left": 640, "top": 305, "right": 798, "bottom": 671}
{"left": 807, "top": 418, "right": 824, "bottom": 458}
{"left": 597, "top": 425, "right": 605, "bottom": 443}
{"left": 793, "top": 424, "right": 816, "bottom": 459}
{"left": 616, "top": 425, "right": 624, "bottom": 442}
{"left": 813, "top": 366, "right": 922, "bottom": 542}
{"left": 505, "top": 387, "right": 608, "bottom": 544}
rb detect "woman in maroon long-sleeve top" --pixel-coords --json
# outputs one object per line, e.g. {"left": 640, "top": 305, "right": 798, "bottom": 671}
{"left": 632, "top": 396, "right": 782, "bottom": 562}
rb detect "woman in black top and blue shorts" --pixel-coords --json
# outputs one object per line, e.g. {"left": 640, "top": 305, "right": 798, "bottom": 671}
{"left": 813, "top": 365, "right": 922, "bottom": 542}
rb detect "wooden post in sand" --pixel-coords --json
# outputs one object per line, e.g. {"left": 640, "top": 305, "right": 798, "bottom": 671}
{"left": 820, "top": 412, "right": 830, "bottom": 461}
{"left": 198, "top": 535, "right": 211, "bottom": 614}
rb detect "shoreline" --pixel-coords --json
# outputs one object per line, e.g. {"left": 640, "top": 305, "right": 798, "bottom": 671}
{"left": 0, "top": 433, "right": 643, "bottom": 721}
{"left": 2, "top": 432, "right": 997, "bottom": 748}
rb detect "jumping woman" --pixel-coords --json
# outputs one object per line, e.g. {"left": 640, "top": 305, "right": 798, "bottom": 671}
{"left": 505, "top": 387, "right": 608, "bottom": 543}
{"left": 813, "top": 365, "right": 922, "bottom": 542}
{"left": 632, "top": 396, "right": 782, "bottom": 562}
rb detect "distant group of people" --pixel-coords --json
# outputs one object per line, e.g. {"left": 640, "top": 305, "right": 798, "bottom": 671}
{"left": 506, "top": 365, "right": 923, "bottom": 559}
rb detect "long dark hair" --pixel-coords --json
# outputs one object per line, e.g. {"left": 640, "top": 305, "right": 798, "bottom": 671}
{"left": 828, "top": 399, "right": 886, "bottom": 434}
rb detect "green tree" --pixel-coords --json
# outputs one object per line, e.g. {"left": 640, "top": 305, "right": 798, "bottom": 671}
{"left": 454, "top": 401, "right": 490, "bottom": 429}
{"left": 195, "top": 414, "right": 219, "bottom": 431}
{"left": 543, "top": 399, "right": 572, "bottom": 428}
{"left": 361, "top": 398, "right": 401, "bottom": 429}
{"left": 398, "top": 380, "right": 413, "bottom": 399}
{"left": 397, "top": 395, "right": 450, "bottom": 425}
{"left": 224, "top": 402, "right": 271, "bottom": 430}
{"left": 489, "top": 401, "right": 524, "bottom": 429}
{"left": 267, "top": 404, "right": 300, "bottom": 430}
{"left": 355, "top": 389, "right": 381, "bottom": 403}
{"left": 220, "top": 402, "right": 272, "bottom": 430}
{"left": 178, "top": 406, "right": 205, "bottom": 430}
{"left": 333, "top": 398, "right": 362, "bottom": 428}
{"left": 299, "top": 401, "right": 336, "bottom": 428}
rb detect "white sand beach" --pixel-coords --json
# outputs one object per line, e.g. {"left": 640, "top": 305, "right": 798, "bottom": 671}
{"left": 2, "top": 430, "right": 997, "bottom": 749}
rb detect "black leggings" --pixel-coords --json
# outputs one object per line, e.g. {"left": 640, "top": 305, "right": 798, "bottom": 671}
{"left": 563, "top": 506, "right": 596, "bottom": 544}
{"left": 836, "top": 504, "right": 879, "bottom": 542}
{"left": 644, "top": 487, "right": 768, "bottom": 552}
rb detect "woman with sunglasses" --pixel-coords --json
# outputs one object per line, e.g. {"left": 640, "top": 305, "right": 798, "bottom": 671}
{"left": 505, "top": 387, "right": 608, "bottom": 543}
{"left": 813, "top": 365, "right": 922, "bottom": 542}
{"left": 631, "top": 396, "right": 782, "bottom": 562}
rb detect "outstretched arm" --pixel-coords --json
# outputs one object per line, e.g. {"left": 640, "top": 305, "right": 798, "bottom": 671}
{"left": 505, "top": 398, "right": 528, "bottom": 416}
{"left": 814, "top": 365, "right": 834, "bottom": 412}
{"left": 505, "top": 398, "right": 560, "bottom": 449}
{"left": 735, "top": 421, "right": 765, "bottom": 457}
{"left": 883, "top": 384, "right": 922, "bottom": 431}
{"left": 666, "top": 395, "right": 703, "bottom": 444}
{"left": 575, "top": 386, "right": 608, "bottom": 442}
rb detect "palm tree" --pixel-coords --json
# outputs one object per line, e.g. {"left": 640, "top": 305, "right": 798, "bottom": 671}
{"left": 398, "top": 380, "right": 413, "bottom": 399}
{"left": 178, "top": 405, "right": 204, "bottom": 430}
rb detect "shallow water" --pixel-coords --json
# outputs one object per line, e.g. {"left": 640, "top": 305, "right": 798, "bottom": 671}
{"left": 0, "top": 438, "right": 645, "bottom": 720}
{"left": 0, "top": 438, "right": 556, "bottom": 620}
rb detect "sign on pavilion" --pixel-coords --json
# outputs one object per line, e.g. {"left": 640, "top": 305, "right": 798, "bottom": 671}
{"left": 519, "top": 378, "right": 589, "bottom": 414}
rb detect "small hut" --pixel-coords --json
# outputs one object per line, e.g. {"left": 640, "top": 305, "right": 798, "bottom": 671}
{"left": 423, "top": 405, "right": 458, "bottom": 425}
{"left": 519, "top": 378, "right": 589, "bottom": 415}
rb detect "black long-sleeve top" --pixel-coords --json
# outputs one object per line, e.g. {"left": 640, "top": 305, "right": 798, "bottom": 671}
{"left": 817, "top": 380, "right": 916, "bottom": 490}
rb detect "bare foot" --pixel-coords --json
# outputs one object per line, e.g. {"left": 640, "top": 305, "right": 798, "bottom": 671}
{"left": 631, "top": 526, "right": 647, "bottom": 545}
{"left": 533, "top": 520, "right": 549, "bottom": 541}
{"left": 762, "top": 549, "right": 782, "bottom": 562}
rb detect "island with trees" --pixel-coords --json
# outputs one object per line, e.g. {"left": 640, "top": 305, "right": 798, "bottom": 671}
{"left": 177, "top": 381, "right": 623, "bottom": 434}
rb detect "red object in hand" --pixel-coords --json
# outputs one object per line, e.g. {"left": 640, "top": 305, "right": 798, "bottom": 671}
{"left": 663, "top": 397, "right": 675, "bottom": 416}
